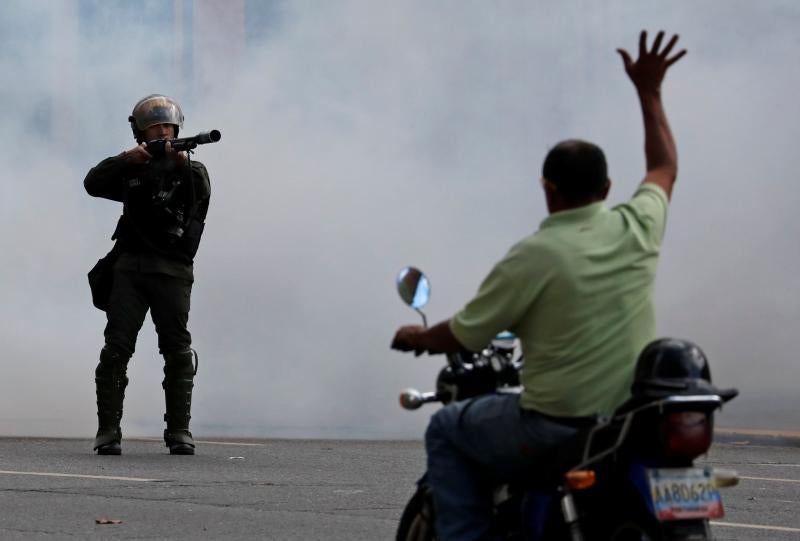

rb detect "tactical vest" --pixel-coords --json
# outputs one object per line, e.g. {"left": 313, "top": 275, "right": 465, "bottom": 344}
{"left": 114, "top": 160, "right": 208, "bottom": 264}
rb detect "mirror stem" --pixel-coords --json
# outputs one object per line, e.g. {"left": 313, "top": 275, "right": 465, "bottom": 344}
{"left": 415, "top": 308, "right": 428, "bottom": 328}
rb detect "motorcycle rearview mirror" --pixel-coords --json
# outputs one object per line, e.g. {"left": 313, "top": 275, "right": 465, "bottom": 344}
{"left": 396, "top": 266, "right": 430, "bottom": 327}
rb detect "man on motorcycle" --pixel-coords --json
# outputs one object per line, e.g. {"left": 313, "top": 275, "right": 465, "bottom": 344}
{"left": 392, "top": 31, "right": 685, "bottom": 541}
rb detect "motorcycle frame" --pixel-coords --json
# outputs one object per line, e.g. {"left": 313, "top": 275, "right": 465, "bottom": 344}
{"left": 571, "top": 395, "right": 724, "bottom": 471}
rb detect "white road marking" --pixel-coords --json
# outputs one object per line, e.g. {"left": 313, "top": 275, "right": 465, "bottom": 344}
{"left": 137, "top": 437, "right": 268, "bottom": 447}
{"left": 712, "top": 521, "right": 800, "bottom": 533}
{"left": 0, "top": 470, "right": 157, "bottom": 482}
{"left": 740, "top": 475, "right": 800, "bottom": 484}
{"left": 196, "top": 440, "right": 268, "bottom": 447}
{"left": 716, "top": 428, "right": 800, "bottom": 438}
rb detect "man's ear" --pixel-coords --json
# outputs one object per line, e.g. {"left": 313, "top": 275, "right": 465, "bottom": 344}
{"left": 600, "top": 178, "right": 611, "bottom": 199}
{"left": 540, "top": 177, "right": 558, "bottom": 193}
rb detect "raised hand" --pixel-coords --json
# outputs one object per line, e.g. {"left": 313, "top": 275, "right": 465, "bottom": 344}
{"left": 617, "top": 31, "right": 686, "bottom": 95}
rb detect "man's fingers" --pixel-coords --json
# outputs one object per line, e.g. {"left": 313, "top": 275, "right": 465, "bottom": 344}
{"left": 638, "top": 30, "right": 647, "bottom": 58}
{"left": 660, "top": 34, "right": 679, "bottom": 58}
{"left": 650, "top": 30, "right": 665, "bottom": 54}
{"left": 616, "top": 49, "right": 633, "bottom": 70}
{"left": 392, "top": 326, "right": 419, "bottom": 351}
{"left": 391, "top": 333, "right": 406, "bottom": 348}
{"left": 665, "top": 49, "right": 687, "bottom": 68}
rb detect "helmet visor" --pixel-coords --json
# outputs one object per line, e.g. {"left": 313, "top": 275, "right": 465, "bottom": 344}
{"left": 130, "top": 95, "right": 184, "bottom": 131}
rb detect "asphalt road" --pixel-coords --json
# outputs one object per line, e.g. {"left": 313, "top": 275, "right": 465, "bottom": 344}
{"left": 0, "top": 435, "right": 797, "bottom": 540}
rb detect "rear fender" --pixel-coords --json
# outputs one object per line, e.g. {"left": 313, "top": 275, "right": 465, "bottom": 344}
{"left": 627, "top": 460, "right": 657, "bottom": 517}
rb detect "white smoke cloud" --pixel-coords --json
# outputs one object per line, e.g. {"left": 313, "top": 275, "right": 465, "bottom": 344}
{"left": 0, "top": 1, "right": 798, "bottom": 438}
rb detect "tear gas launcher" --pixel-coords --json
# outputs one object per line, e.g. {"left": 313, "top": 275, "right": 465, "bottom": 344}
{"left": 146, "top": 130, "right": 221, "bottom": 157}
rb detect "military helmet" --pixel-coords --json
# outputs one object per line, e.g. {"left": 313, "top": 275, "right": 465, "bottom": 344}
{"left": 128, "top": 94, "right": 184, "bottom": 141}
{"left": 631, "top": 338, "right": 737, "bottom": 402}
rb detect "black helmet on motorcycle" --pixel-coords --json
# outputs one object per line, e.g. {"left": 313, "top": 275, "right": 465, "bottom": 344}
{"left": 631, "top": 338, "right": 737, "bottom": 402}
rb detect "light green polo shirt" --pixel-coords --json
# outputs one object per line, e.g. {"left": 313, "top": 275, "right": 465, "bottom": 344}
{"left": 450, "top": 183, "right": 669, "bottom": 417}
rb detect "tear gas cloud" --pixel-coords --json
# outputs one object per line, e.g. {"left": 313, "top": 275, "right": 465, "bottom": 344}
{"left": 0, "top": 1, "right": 797, "bottom": 439}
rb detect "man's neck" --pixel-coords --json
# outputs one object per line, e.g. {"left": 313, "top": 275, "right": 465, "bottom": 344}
{"left": 547, "top": 196, "right": 604, "bottom": 214}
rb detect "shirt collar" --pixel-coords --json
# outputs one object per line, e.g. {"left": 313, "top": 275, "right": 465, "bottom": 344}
{"left": 539, "top": 201, "right": 605, "bottom": 230}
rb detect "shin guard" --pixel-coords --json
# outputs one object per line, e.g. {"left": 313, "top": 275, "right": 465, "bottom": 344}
{"left": 163, "top": 349, "right": 197, "bottom": 454}
{"left": 93, "top": 346, "right": 130, "bottom": 452}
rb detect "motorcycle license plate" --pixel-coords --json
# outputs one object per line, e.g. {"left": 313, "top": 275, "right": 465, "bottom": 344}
{"left": 647, "top": 468, "right": 723, "bottom": 521}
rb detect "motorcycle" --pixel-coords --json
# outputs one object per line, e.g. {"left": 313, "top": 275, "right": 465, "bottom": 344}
{"left": 393, "top": 266, "right": 739, "bottom": 541}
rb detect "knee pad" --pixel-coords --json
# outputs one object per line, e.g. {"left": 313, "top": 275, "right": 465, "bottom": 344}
{"left": 96, "top": 345, "right": 130, "bottom": 378}
{"left": 163, "top": 349, "right": 198, "bottom": 379}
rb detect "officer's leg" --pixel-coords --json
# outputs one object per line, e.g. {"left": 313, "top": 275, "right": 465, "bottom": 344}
{"left": 162, "top": 349, "right": 197, "bottom": 454}
{"left": 103, "top": 270, "right": 148, "bottom": 358}
{"left": 95, "top": 271, "right": 148, "bottom": 454}
{"left": 148, "top": 274, "right": 195, "bottom": 454}
{"left": 93, "top": 346, "right": 129, "bottom": 454}
{"left": 425, "top": 394, "right": 578, "bottom": 541}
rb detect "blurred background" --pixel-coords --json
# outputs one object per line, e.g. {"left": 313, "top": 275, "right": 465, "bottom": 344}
{"left": 0, "top": 0, "right": 797, "bottom": 439}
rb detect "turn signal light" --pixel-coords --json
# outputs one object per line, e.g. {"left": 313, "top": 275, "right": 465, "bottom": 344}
{"left": 565, "top": 470, "right": 596, "bottom": 490}
{"left": 711, "top": 468, "right": 740, "bottom": 488}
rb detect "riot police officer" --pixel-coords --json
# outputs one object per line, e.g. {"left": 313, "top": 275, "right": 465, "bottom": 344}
{"left": 85, "top": 94, "right": 211, "bottom": 455}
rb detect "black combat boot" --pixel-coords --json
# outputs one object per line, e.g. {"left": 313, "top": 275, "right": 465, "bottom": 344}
{"left": 163, "top": 349, "right": 197, "bottom": 455}
{"left": 93, "top": 347, "right": 130, "bottom": 455}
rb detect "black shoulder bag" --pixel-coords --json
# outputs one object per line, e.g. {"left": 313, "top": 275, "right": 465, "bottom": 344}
{"left": 88, "top": 216, "right": 125, "bottom": 311}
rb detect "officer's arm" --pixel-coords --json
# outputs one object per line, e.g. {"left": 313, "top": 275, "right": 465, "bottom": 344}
{"left": 189, "top": 161, "right": 211, "bottom": 200}
{"left": 618, "top": 31, "right": 686, "bottom": 200}
{"left": 84, "top": 142, "right": 153, "bottom": 201}
{"left": 84, "top": 155, "right": 130, "bottom": 202}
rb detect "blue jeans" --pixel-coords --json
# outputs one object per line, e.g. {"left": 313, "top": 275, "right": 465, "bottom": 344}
{"left": 425, "top": 393, "right": 578, "bottom": 541}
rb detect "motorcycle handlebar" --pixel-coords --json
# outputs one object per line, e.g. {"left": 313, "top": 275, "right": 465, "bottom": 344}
{"left": 399, "top": 389, "right": 441, "bottom": 410}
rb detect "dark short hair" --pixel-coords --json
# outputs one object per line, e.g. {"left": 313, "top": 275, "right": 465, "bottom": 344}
{"left": 542, "top": 140, "right": 608, "bottom": 202}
